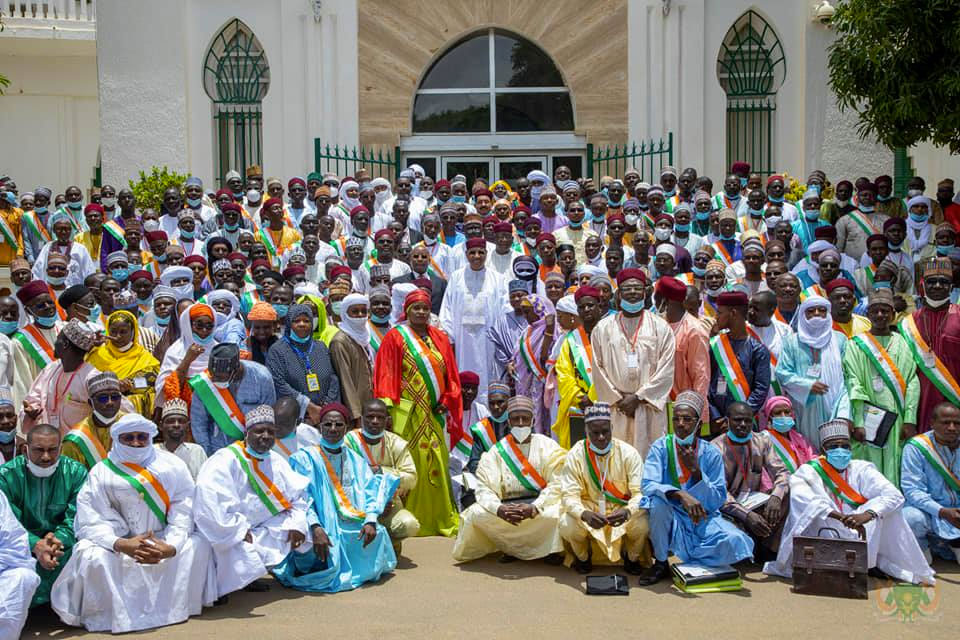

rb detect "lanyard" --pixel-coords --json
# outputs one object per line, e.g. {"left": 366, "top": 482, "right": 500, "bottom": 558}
{"left": 617, "top": 313, "right": 644, "bottom": 350}
{"left": 50, "top": 366, "right": 79, "bottom": 416}
{"left": 285, "top": 336, "right": 314, "bottom": 373}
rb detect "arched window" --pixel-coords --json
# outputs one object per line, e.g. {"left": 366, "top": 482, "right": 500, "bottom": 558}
{"left": 413, "top": 28, "right": 574, "bottom": 134}
{"left": 716, "top": 11, "right": 785, "bottom": 177}
{"left": 203, "top": 19, "right": 270, "bottom": 184}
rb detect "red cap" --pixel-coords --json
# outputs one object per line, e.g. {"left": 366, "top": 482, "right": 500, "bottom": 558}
{"left": 616, "top": 268, "right": 647, "bottom": 286}
{"left": 459, "top": 371, "right": 480, "bottom": 386}
{"left": 655, "top": 275, "right": 686, "bottom": 302}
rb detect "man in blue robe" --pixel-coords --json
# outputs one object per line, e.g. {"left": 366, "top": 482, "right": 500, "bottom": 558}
{"left": 637, "top": 390, "right": 754, "bottom": 585}
{"left": 273, "top": 402, "right": 398, "bottom": 593}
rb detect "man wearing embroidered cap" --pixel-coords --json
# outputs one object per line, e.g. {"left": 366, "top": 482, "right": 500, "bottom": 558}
{"left": 589, "top": 268, "right": 675, "bottom": 457}
{"left": 842, "top": 287, "right": 919, "bottom": 485}
{"left": 553, "top": 285, "right": 604, "bottom": 448}
{"left": 558, "top": 402, "right": 650, "bottom": 575}
{"left": 52, "top": 413, "right": 218, "bottom": 632}
{"left": 765, "top": 418, "right": 934, "bottom": 585}
{"left": 156, "top": 399, "right": 207, "bottom": 479}
{"left": 194, "top": 404, "right": 310, "bottom": 597}
{"left": 453, "top": 395, "right": 567, "bottom": 563}
{"left": 61, "top": 370, "right": 128, "bottom": 469}
{"left": 272, "top": 402, "right": 398, "bottom": 592}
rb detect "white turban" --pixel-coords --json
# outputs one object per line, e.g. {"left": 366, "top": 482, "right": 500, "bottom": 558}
{"left": 655, "top": 243, "right": 677, "bottom": 258}
{"left": 556, "top": 295, "right": 578, "bottom": 315}
{"left": 159, "top": 266, "right": 193, "bottom": 286}
{"left": 109, "top": 413, "right": 159, "bottom": 466}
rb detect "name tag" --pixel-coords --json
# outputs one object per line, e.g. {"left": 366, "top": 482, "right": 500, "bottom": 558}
{"left": 715, "top": 377, "right": 727, "bottom": 394}
{"left": 922, "top": 352, "right": 936, "bottom": 368}
{"left": 626, "top": 352, "right": 639, "bottom": 370}
{"left": 872, "top": 376, "right": 885, "bottom": 393}
{"left": 806, "top": 364, "right": 821, "bottom": 378}
{"left": 306, "top": 373, "right": 320, "bottom": 392}
{"left": 598, "top": 496, "right": 607, "bottom": 516}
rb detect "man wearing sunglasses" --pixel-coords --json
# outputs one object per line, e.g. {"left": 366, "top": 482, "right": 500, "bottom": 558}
{"left": 62, "top": 371, "right": 129, "bottom": 470}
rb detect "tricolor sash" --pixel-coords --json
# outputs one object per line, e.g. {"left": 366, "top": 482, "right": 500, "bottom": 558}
{"left": 851, "top": 333, "right": 907, "bottom": 413}
{"left": 102, "top": 458, "right": 170, "bottom": 524}
{"left": 767, "top": 430, "right": 800, "bottom": 473}
{"left": 188, "top": 372, "right": 246, "bottom": 440}
{"left": 241, "top": 289, "right": 261, "bottom": 313}
{"left": 898, "top": 315, "right": 960, "bottom": 406}
{"left": 519, "top": 328, "right": 548, "bottom": 380}
{"left": 395, "top": 324, "right": 444, "bottom": 409}
{"left": 102, "top": 219, "right": 127, "bottom": 247}
{"left": 495, "top": 435, "right": 547, "bottom": 493}
{"left": 258, "top": 227, "right": 280, "bottom": 263}
{"left": 63, "top": 423, "right": 107, "bottom": 468}
{"left": 712, "top": 241, "right": 736, "bottom": 267}
{"left": 424, "top": 250, "right": 447, "bottom": 281}
{"left": 746, "top": 326, "right": 781, "bottom": 395}
{"left": 565, "top": 326, "right": 593, "bottom": 389}
{"left": 710, "top": 334, "right": 751, "bottom": 402}
{"left": 20, "top": 210, "right": 51, "bottom": 243}
{"left": 227, "top": 442, "right": 293, "bottom": 516}
{"left": 316, "top": 446, "right": 366, "bottom": 522}
{"left": 13, "top": 325, "right": 54, "bottom": 369}
{"left": 807, "top": 457, "right": 867, "bottom": 508}
{"left": 368, "top": 321, "right": 386, "bottom": 353}
{"left": 863, "top": 264, "right": 876, "bottom": 288}
{"left": 665, "top": 433, "right": 694, "bottom": 487}
{"left": 0, "top": 213, "right": 19, "bottom": 252}
{"left": 469, "top": 418, "right": 497, "bottom": 452}
{"left": 584, "top": 443, "right": 630, "bottom": 505}
{"left": 846, "top": 210, "right": 879, "bottom": 237}
{"left": 345, "top": 430, "right": 378, "bottom": 467}
{"left": 451, "top": 428, "right": 474, "bottom": 465}
{"left": 906, "top": 434, "right": 960, "bottom": 494}
{"left": 800, "top": 284, "right": 825, "bottom": 302}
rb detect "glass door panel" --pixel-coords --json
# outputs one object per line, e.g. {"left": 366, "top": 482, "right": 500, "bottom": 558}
{"left": 441, "top": 157, "right": 493, "bottom": 185}
{"left": 494, "top": 157, "right": 547, "bottom": 189}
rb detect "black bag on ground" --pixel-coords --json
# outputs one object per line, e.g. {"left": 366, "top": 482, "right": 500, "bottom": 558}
{"left": 791, "top": 527, "right": 868, "bottom": 599}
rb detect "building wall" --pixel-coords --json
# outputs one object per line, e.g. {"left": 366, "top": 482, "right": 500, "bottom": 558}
{"left": 0, "top": 39, "right": 98, "bottom": 194}
{"left": 356, "top": 0, "right": 628, "bottom": 150}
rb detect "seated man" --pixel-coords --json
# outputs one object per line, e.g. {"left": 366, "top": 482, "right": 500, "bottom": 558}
{"left": 0, "top": 490, "right": 39, "bottom": 640}
{"left": 0, "top": 424, "right": 87, "bottom": 608}
{"left": 194, "top": 404, "right": 310, "bottom": 597}
{"left": 345, "top": 399, "right": 420, "bottom": 553}
{"left": 155, "top": 399, "right": 207, "bottom": 479}
{"left": 711, "top": 402, "right": 790, "bottom": 560}
{"left": 273, "top": 403, "right": 397, "bottom": 593}
{"left": 558, "top": 402, "right": 650, "bottom": 575}
{"left": 901, "top": 402, "right": 960, "bottom": 565}
{"left": 452, "top": 396, "right": 566, "bottom": 563}
{"left": 765, "top": 419, "right": 935, "bottom": 585}
{"left": 51, "top": 414, "right": 217, "bottom": 633}
{"left": 639, "top": 391, "right": 754, "bottom": 585}
{"left": 61, "top": 371, "right": 126, "bottom": 469}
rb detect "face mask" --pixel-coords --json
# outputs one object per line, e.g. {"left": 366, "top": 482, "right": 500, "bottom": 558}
{"left": 192, "top": 331, "right": 214, "bottom": 346}
{"left": 361, "top": 427, "right": 384, "bottom": 441}
{"left": 247, "top": 190, "right": 262, "bottom": 204}
{"left": 102, "top": 197, "right": 118, "bottom": 208}
{"left": 937, "top": 245, "right": 951, "bottom": 256}
{"left": 770, "top": 416, "right": 795, "bottom": 433}
{"left": 924, "top": 294, "right": 950, "bottom": 309}
{"left": 887, "top": 241, "right": 902, "bottom": 251}
{"left": 825, "top": 447, "right": 852, "bottom": 471}
{"left": 491, "top": 411, "right": 508, "bottom": 424}
{"left": 0, "top": 430, "right": 15, "bottom": 444}
{"left": 247, "top": 444, "right": 270, "bottom": 460}
{"left": 3, "top": 192, "right": 17, "bottom": 205}
{"left": 420, "top": 190, "right": 433, "bottom": 200}
{"left": 607, "top": 196, "right": 620, "bottom": 207}
{"left": 0, "top": 320, "right": 18, "bottom": 335}
{"left": 727, "top": 429, "right": 753, "bottom": 443}
{"left": 225, "top": 221, "right": 239, "bottom": 232}
{"left": 739, "top": 177, "right": 748, "bottom": 188}
{"left": 341, "top": 314, "right": 368, "bottom": 332}
{"left": 873, "top": 280, "right": 892, "bottom": 289}
{"left": 331, "top": 301, "right": 343, "bottom": 316}
{"left": 695, "top": 211, "right": 710, "bottom": 221}
{"left": 34, "top": 206, "right": 48, "bottom": 214}
{"left": 909, "top": 211, "right": 929, "bottom": 223}
{"left": 675, "top": 223, "right": 690, "bottom": 233}
{"left": 26, "top": 457, "right": 60, "bottom": 478}
{"left": 67, "top": 201, "right": 83, "bottom": 210}
{"left": 859, "top": 205, "right": 875, "bottom": 213}
{"left": 511, "top": 426, "right": 532, "bottom": 442}
{"left": 749, "top": 207, "right": 764, "bottom": 218}
{"left": 92, "top": 408, "right": 120, "bottom": 425}
{"left": 676, "top": 429, "right": 697, "bottom": 446}
{"left": 371, "top": 312, "right": 390, "bottom": 324}
{"left": 654, "top": 228, "right": 672, "bottom": 241}
{"left": 662, "top": 188, "right": 676, "bottom": 197}
{"left": 436, "top": 196, "right": 449, "bottom": 206}
{"left": 232, "top": 190, "right": 244, "bottom": 199}
{"left": 179, "top": 229, "right": 195, "bottom": 240}
{"left": 213, "top": 379, "right": 231, "bottom": 390}
{"left": 765, "top": 215, "right": 782, "bottom": 229}
{"left": 525, "top": 236, "right": 537, "bottom": 247}
{"left": 803, "top": 208, "right": 821, "bottom": 221}
{"left": 877, "top": 194, "right": 892, "bottom": 202}
{"left": 156, "top": 313, "right": 171, "bottom": 327}
{"left": 46, "top": 275, "right": 66, "bottom": 286}
{"left": 624, "top": 214, "right": 639, "bottom": 227}
{"left": 174, "top": 283, "right": 194, "bottom": 300}
{"left": 35, "top": 314, "right": 57, "bottom": 328}
{"left": 289, "top": 330, "right": 312, "bottom": 344}
{"left": 768, "top": 195, "right": 784, "bottom": 203}
{"left": 273, "top": 303, "right": 289, "bottom": 318}
{"left": 705, "top": 284, "right": 725, "bottom": 298}
{"left": 620, "top": 299, "right": 645, "bottom": 313}
{"left": 720, "top": 230, "right": 736, "bottom": 241}
{"left": 187, "top": 197, "right": 202, "bottom": 208}
{"left": 451, "top": 195, "right": 466, "bottom": 204}
{"left": 320, "top": 437, "right": 344, "bottom": 451}
{"left": 111, "top": 267, "right": 129, "bottom": 282}
{"left": 143, "top": 219, "right": 162, "bottom": 233}
{"left": 589, "top": 440, "right": 613, "bottom": 456}
{"left": 691, "top": 265, "right": 706, "bottom": 277}
{"left": 727, "top": 192, "right": 742, "bottom": 202}
{"left": 568, "top": 219, "right": 583, "bottom": 229}
{"left": 113, "top": 442, "right": 153, "bottom": 464}
{"left": 423, "top": 235, "right": 437, "bottom": 246}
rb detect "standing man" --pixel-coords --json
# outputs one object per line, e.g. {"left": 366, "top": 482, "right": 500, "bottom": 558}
{"left": 552, "top": 286, "right": 604, "bottom": 448}
{"left": 656, "top": 276, "right": 710, "bottom": 425}
{"left": 836, "top": 182, "right": 888, "bottom": 261}
{"left": 590, "top": 268, "right": 676, "bottom": 457}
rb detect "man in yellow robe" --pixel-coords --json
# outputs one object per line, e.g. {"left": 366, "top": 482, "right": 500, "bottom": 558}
{"left": 452, "top": 396, "right": 567, "bottom": 563}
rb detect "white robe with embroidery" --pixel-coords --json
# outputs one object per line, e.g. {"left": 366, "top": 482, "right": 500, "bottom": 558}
{"left": 0, "top": 491, "right": 39, "bottom": 640}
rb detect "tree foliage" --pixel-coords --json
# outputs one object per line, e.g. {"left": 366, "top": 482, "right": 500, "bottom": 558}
{"left": 128, "top": 166, "right": 186, "bottom": 211}
{"left": 828, "top": 0, "right": 960, "bottom": 153}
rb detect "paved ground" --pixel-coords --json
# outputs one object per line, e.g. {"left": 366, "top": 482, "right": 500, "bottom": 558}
{"left": 22, "top": 537, "right": 960, "bottom": 639}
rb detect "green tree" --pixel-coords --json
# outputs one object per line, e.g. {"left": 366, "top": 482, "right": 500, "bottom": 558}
{"left": 128, "top": 166, "right": 187, "bottom": 211}
{"left": 828, "top": 0, "right": 960, "bottom": 153}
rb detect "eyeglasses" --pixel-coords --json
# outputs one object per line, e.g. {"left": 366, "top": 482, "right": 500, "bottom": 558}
{"left": 95, "top": 393, "right": 122, "bottom": 404}
{"left": 118, "top": 432, "right": 152, "bottom": 444}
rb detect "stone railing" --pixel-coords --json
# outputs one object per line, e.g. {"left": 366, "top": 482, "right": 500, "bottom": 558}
{"left": 3, "top": 1, "right": 96, "bottom": 38}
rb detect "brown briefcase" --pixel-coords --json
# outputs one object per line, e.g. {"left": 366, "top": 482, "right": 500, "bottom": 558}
{"left": 791, "top": 527, "right": 868, "bottom": 599}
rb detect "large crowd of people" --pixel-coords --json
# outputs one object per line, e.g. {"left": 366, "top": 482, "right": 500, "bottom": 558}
{"left": 0, "top": 161, "right": 959, "bottom": 635}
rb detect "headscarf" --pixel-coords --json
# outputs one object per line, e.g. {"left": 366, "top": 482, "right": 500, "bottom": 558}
{"left": 339, "top": 180, "right": 360, "bottom": 210}
{"left": 797, "top": 295, "right": 832, "bottom": 349}
{"left": 391, "top": 282, "right": 418, "bottom": 325}
{"left": 761, "top": 395, "right": 793, "bottom": 430}
{"left": 86, "top": 310, "right": 160, "bottom": 380}
{"left": 338, "top": 292, "right": 370, "bottom": 351}
{"left": 515, "top": 294, "right": 556, "bottom": 381}
{"left": 206, "top": 288, "right": 242, "bottom": 342}
{"left": 155, "top": 303, "right": 215, "bottom": 403}
{"left": 284, "top": 303, "right": 315, "bottom": 342}
{"left": 108, "top": 413, "right": 158, "bottom": 467}
{"left": 296, "top": 293, "right": 337, "bottom": 345}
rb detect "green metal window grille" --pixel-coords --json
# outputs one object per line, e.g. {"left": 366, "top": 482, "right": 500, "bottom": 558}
{"left": 586, "top": 134, "right": 673, "bottom": 181}
{"left": 717, "top": 10, "right": 785, "bottom": 177}
{"left": 203, "top": 19, "right": 270, "bottom": 185}
{"left": 314, "top": 143, "right": 402, "bottom": 181}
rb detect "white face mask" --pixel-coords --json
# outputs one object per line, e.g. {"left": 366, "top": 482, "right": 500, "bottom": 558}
{"left": 765, "top": 215, "right": 782, "bottom": 229}
{"left": 341, "top": 314, "right": 368, "bottom": 332}
{"left": 525, "top": 236, "right": 537, "bottom": 246}
{"left": 174, "top": 283, "right": 194, "bottom": 300}
{"left": 625, "top": 214, "right": 639, "bottom": 227}
{"left": 925, "top": 294, "right": 950, "bottom": 309}
{"left": 247, "top": 189, "right": 262, "bottom": 204}
{"left": 705, "top": 284, "right": 725, "bottom": 297}
{"left": 654, "top": 228, "right": 672, "bottom": 241}
{"left": 27, "top": 457, "right": 59, "bottom": 478}
{"left": 113, "top": 442, "right": 153, "bottom": 465}
{"left": 834, "top": 199, "right": 850, "bottom": 207}
{"left": 907, "top": 189, "right": 922, "bottom": 198}
{"left": 101, "top": 197, "right": 118, "bottom": 208}
{"left": 92, "top": 408, "right": 120, "bottom": 425}
{"left": 511, "top": 426, "right": 532, "bottom": 442}
{"left": 420, "top": 190, "right": 434, "bottom": 200}
{"left": 143, "top": 219, "right": 161, "bottom": 232}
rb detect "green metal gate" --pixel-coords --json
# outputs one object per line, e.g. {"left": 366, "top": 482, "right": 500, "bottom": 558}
{"left": 586, "top": 134, "right": 673, "bottom": 181}
{"left": 313, "top": 143, "right": 401, "bottom": 181}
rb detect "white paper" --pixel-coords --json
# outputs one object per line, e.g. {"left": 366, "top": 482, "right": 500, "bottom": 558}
{"left": 862, "top": 404, "right": 886, "bottom": 442}
{"left": 737, "top": 491, "right": 771, "bottom": 511}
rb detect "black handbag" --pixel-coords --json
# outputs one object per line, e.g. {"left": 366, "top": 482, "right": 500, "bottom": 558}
{"left": 585, "top": 574, "right": 630, "bottom": 595}
{"left": 791, "top": 527, "right": 868, "bottom": 599}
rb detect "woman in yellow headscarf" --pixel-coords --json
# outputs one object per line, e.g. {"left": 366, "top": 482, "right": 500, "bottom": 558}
{"left": 86, "top": 310, "right": 161, "bottom": 417}
{"left": 297, "top": 292, "right": 339, "bottom": 346}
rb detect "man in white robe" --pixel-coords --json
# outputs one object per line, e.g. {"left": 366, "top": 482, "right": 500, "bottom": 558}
{"left": 439, "top": 239, "right": 507, "bottom": 405}
{"left": 0, "top": 490, "right": 39, "bottom": 640}
{"left": 764, "top": 419, "right": 935, "bottom": 585}
{"left": 193, "top": 404, "right": 311, "bottom": 597}
{"left": 589, "top": 268, "right": 675, "bottom": 458}
{"left": 453, "top": 396, "right": 567, "bottom": 562}
{"left": 51, "top": 414, "right": 217, "bottom": 633}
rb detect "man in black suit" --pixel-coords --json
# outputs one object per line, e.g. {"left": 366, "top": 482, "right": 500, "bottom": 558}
{"left": 392, "top": 244, "right": 446, "bottom": 315}
{"left": 391, "top": 198, "right": 423, "bottom": 246}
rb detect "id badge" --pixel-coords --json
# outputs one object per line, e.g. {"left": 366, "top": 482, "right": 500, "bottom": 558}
{"left": 306, "top": 373, "right": 320, "bottom": 392}
{"left": 872, "top": 376, "right": 884, "bottom": 393}
{"left": 922, "top": 352, "right": 936, "bottom": 368}
{"left": 626, "top": 352, "right": 639, "bottom": 370}
{"left": 598, "top": 496, "right": 607, "bottom": 516}
{"left": 715, "top": 377, "right": 727, "bottom": 394}
{"left": 806, "top": 364, "right": 821, "bottom": 378}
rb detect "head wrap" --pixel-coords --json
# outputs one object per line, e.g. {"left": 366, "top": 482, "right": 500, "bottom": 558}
{"left": 248, "top": 301, "right": 278, "bottom": 322}
{"left": 760, "top": 395, "right": 793, "bottom": 430}
{"left": 159, "top": 266, "right": 193, "bottom": 287}
{"left": 403, "top": 289, "right": 431, "bottom": 312}
{"left": 906, "top": 195, "right": 932, "bottom": 211}
{"left": 584, "top": 402, "right": 612, "bottom": 424}
{"left": 555, "top": 294, "right": 578, "bottom": 315}
{"left": 109, "top": 413, "right": 159, "bottom": 449}
{"left": 797, "top": 295, "right": 833, "bottom": 349}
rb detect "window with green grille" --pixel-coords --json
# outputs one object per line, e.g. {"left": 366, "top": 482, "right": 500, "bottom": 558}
{"left": 203, "top": 19, "right": 270, "bottom": 186}
{"left": 717, "top": 11, "right": 785, "bottom": 178}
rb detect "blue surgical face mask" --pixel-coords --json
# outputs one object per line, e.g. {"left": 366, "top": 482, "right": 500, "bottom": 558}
{"left": 491, "top": 411, "right": 509, "bottom": 424}
{"left": 247, "top": 444, "right": 270, "bottom": 460}
{"left": 0, "top": 429, "right": 14, "bottom": 444}
{"left": 568, "top": 219, "right": 583, "bottom": 229}
{"left": 908, "top": 211, "right": 929, "bottom": 223}
{"left": 192, "top": 331, "right": 215, "bottom": 346}
{"left": 887, "top": 241, "right": 902, "bottom": 251}
{"left": 87, "top": 304, "right": 102, "bottom": 323}
{"left": 695, "top": 211, "right": 710, "bottom": 222}
{"left": 662, "top": 188, "right": 676, "bottom": 197}
{"left": 771, "top": 416, "right": 795, "bottom": 433}
{"left": 0, "top": 320, "right": 18, "bottom": 335}
{"left": 155, "top": 253, "right": 167, "bottom": 263}
{"left": 727, "top": 429, "right": 753, "bottom": 443}
{"left": 691, "top": 264, "right": 706, "bottom": 277}
{"left": 768, "top": 195, "right": 784, "bottom": 204}
{"left": 371, "top": 312, "right": 390, "bottom": 324}
{"left": 825, "top": 446, "right": 852, "bottom": 471}
{"left": 676, "top": 429, "right": 697, "bottom": 446}
{"left": 35, "top": 313, "right": 57, "bottom": 328}
{"left": 874, "top": 280, "right": 892, "bottom": 289}
{"left": 179, "top": 229, "right": 195, "bottom": 240}
{"left": 273, "top": 303, "right": 289, "bottom": 318}
{"left": 589, "top": 440, "right": 613, "bottom": 455}
{"left": 675, "top": 222, "right": 691, "bottom": 233}
{"left": 5, "top": 192, "right": 18, "bottom": 205}
{"left": 749, "top": 207, "right": 764, "bottom": 217}
{"left": 111, "top": 267, "right": 129, "bottom": 282}
{"left": 331, "top": 301, "right": 343, "bottom": 316}
{"left": 289, "top": 330, "right": 312, "bottom": 344}
{"left": 451, "top": 195, "right": 466, "bottom": 204}
{"left": 620, "top": 299, "right": 645, "bottom": 313}
{"left": 876, "top": 193, "right": 892, "bottom": 202}
{"left": 225, "top": 221, "right": 239, "bottom": 232}
{"left": 187, "top": 197, "right": 202, "bottom": 208}
{"left": 67, "top": 200, "right": 83, "bottom": 210}
{"left": 321, "top": 437, "right": 344, "bottom": 451}
{"left": 804, "top": 208, "right": 821, "bottom": 221}
{"left": 156, "top": 313, "right": 171, "bottom": 327}
{"left": 739, "top": 177, "right": 748, "bottom": 188}
{"left": 607, "top": 196, "right": 619, "bottom": 207}
{"left": 46, "top": 275, "right": 66, "bottom": 286}
{"left": 937, "top": 245, "right": 952, "bottom": 256}
{"left": 34, "top": 206, "right": 48, "bottom": 214}
{"left": 859, "top": 205, "right": 875, "bottom": 213}
{"left": 721, "top": 230, "right": 736, "bottom": 241}
{"left": 360, "top": 427, "right": 384, "bottom": 441}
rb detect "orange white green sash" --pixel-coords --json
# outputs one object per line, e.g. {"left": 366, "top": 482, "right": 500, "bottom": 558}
{"left": 395, "top": 324, "right": 444, "bottom": 408}
{"left": 898, "top": 315, "right": 960, "bottom": 406}
{"left": 13, "top": 325, "right": 55, "bottom": 369}
{"left": 565, "top": 326, "right": 593, "bottom": 389}
{"left": 863, "top": 264, "right": 876, "bottom": 288}
{"left": 712, "top": 241, "right": 735, "bottom": 267}
{"left": 665, "top": 434, "right": 694, "bottom": 487}
{"left": 258, "top": 227, "right": 280, "bottom": 263}
{"left": 227, "top": 442, "right": 293, "bottom": 516}
{"left": 0, "top": 213, "right": 19, "bottom": 252}
{"left": 906, "top": 434, "right": 960, "bottom": 493}
{"left": 519, "top": 328, "right": 547, "bottom": 381}
{"left": 767, "top": 430, "right": 800, "bottom": 473}
{"left": 63, "top": 423, "right": 108, "bottom": 468}
{"left": 808, "top": 457, "right": 867, "bottom": 508}
{"left": 851, "top": 333, "right": 907, "bottom": 413}
{"left": 800, "top": 283, "right": 825, "bottom": 302}
{"left": 747, "top": 325, "right": 781, "bottom": 394}
{"left": 331, "top": 237, "right": 348, "bottom": 257}
{"left": 188, "top": 372, "right": 246, "bottom": 440}
{"left": 469, "top": 418, "right": 497, "bottom": 452}
{"left": 423, "top": 249, "right": 446, "bottom": 281}
{"left": 20, "top": 210, "right": 51, "bottom": 243}
{"left": 316, "top": 446, "right": 366, "bottom": 522}
{"left": 102, "top": 458, "right": 170, "bottom": 524}
{"left": 368, "top": 321, "right": 386, "bottom": 353}
{"left": 345, "top": 430, "right": 378, "bottom": 467}
{"left": 495, "top": 435, "right": 547, "bottom": 493}
{"left": 846, "top": 209, "right": 879, "bottom": 237}
{"left": 584, "top": 443, "right": 629, "bottom": 505}
{"left": 102, "top": 219, "right": 127, "bottom": 247}
{"left": 676, "top": 272, "right": 695, "bottom": 286}
{"left": 451, "top": 428, "right": 474, "bottom": 465}
{"left": 710, "top": 333, "right": 750, "bottom": 402}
